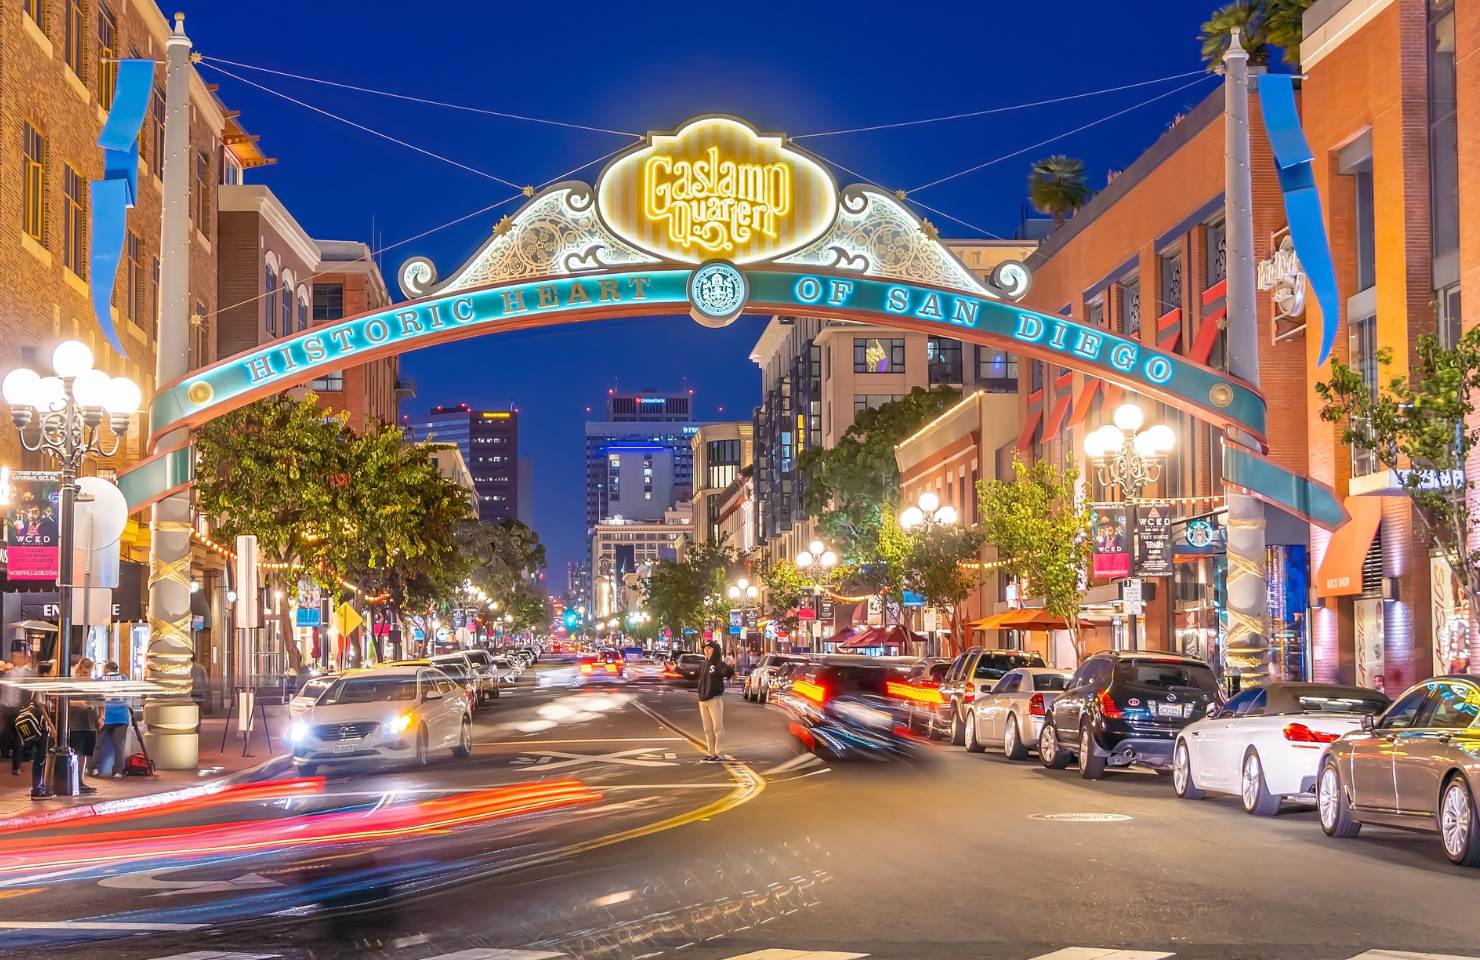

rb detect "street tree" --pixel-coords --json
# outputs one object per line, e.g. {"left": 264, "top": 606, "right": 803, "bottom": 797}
{"left": 1199, "top": 0, "right": 1311, "bottom": 70}
{"left": 758, "top": 556, "right": 810, "bottom": 632}
{"left": 1315, "top": 329, "right": 1480, "bottom": 649}
{"left": 799, "top": 386, "right": 960, "bottom": 565}
{"left": 642, "top": 536, "right": 736, "bottom": 638}
{"left": 1028, "top": 155, "right": 1092, "bottom": 226}
{"left": 902, "top": 521, "right": 983, "bottom": 657}
{"left": 979, "top": 455, "right": 1093, "bottom": 660}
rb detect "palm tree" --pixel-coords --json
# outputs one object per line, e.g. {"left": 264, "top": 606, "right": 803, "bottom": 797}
{"left": 1200, "top": 0, "right": 1310, "bottom": 70}
{"left": 1028, "top": 155, "right": 1091, "bottom": 226}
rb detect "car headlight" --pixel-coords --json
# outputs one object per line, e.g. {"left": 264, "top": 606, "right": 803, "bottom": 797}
{"left": 289, "top": 720, "right": 309, "bottom": 744}
{"left": 382, "top": 712, "right": 413, "bottom": 735}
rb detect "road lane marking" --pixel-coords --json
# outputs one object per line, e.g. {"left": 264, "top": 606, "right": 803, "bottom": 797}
{"left": 99, "top": 867, "right": 282, "bottom": 897}
{"left": 1346, "top": 954, "right": 1480, "bottom": 960}
{"left": 716, "top": 951, "right": 867, "bottom": 959}
{"left": 416, "top": 951, "right": 564, "bottom": 960}
{"left": 0, "top": 920, "right": 207, "bottom": 931}
{"left": 507, "top": 747, "right": 679, "bottom": 771}
{"left": 1027, "top": 951, "right": 1174, "bottom": 960}
{"left": 760, "top": 753, "right": 825, "bottom": 776}
{"left": 477, "top": 738, "right": 684, "bottom": 745}
{"left": 143, "top": 953, "right": 279, "bottom": 960}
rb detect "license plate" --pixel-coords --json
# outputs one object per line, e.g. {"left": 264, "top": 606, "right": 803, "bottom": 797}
{"left": 334, "top": 742, "right": 357, "bottom": 753}
{"left": 1155, "top": 702, "right": 1189, "bottom": 719}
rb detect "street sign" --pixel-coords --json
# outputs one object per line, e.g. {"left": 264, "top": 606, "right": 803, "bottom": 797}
{"left": 334, "top": 601, "right": 363, "bottom": 637}
{"left": 867, "top": 595, "right": 883, "bottom": 626}
{"left": 902, "top": 591, "right": 925, "bottom": 607}
{"left": 729, "top": 610, "right": 742, "bottom": 628}
{"left": 1121, "top": 578, "right": 1144, "bottom": 616}
{"left": 817, "top": 597, "right": 835, "bottom": 621}
{"left": 1135, "top": 505, "right": 1173, "bottom": 577}
{"left": 797, "top": 595, "right": 816, "bottom": 621}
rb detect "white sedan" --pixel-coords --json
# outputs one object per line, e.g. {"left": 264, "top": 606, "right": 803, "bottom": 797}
{"left": 289, "top": 665, "right": 473, "bottom": 773}
{"left": 1172, "top": 682, "right": 1389, "bottom": 815}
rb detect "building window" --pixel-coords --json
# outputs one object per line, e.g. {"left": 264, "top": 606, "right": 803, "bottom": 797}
{"left": 1429, "top": 0, "right": 1459, "bottom": 263}
{"left": 706, "top": 438, "right": 741, "bottom": 489}
{"left": 24, "top": 0, "right": 45, "bottom": 31}
{"left": 975, "top": 346, "right": 1018, "bottom": 393}
{"left": 97, "top": 5, "right": 117, "bottom": 111}
{"left": 125, "top": 230, "right": 142, "bottom": 323}
{"left": 296, "top": 292, "right": 309, "bottom": 332}
{"left": 1159, "top": 250, "right": 1183, "bottom": 315}
{"left": 1119, "top": 275, "right": 1141, "bottom": 337}
{"left": 264, "top": 264, "right": 277, "bottom": 336}
{"left": 194, "top": 149, "right": 211, "bottom": 234}
{"left": 313, "top": 283, "right": 344, "bottom": 322}
{"left": 192, "top": 299, "right": 208, "bottom": 368}
{"left": 64, "top": 0, "right": 85, "bottom": 80}
{"left": 150, "top": 86, "right": 165, "bottom": 180}
{"left": 853, "top": 337, "right": 904, "bottom": 373}
{"left": 1349, "top": 314, "right": 1379, "bottom": 477}
{"left": 1352, "top": 162, "right": 1376, "bottom": 292}
{"left": 280, "top": 278, "right": 293, "bottom": 337}
{"left": 310, "top": 371, "right": 343, "bottom": 392}
{"left": 150, "top": 256, "right": 160, "bottom": 340}
{"left": 1030, "top": 359, "right": 1044, "bottom": 393}
{"left": 853, "top": 394, "right": 903, "bottom": 413}
{"left": 22, "top": 123, "right": 46, "bottom": 244}
{"left": 1205, "top": 218, "right": 1227, "bottom": 287}
{"left": 927, "top": 336, "right": 962, "bottom": 385}
{"left": 62, "top": 164, "right": 85, "bottom": 277}
{"left": 1086, "top": 297, "right": 1105, "bottom": 328}
{"left": 1437, "top": 284, "right": 1461, "bottom": 350}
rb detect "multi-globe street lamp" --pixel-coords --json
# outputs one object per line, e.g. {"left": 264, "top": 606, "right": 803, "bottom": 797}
{"left": 795, "top": 539, "right": 838, "bottom": 572}
{"left": 726, "top": 578, "right": 759, "bottom": 603}
{"left": 2, "top": 340, "right": 141, "bottom": 796}
{"left": 899, "top": 492, "right": 957, "bottom": 530}
{"left": 1082, "top": 403, "right": 1176, "bottom": 501}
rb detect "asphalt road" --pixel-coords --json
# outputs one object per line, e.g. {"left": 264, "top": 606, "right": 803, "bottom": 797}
{"left": 1, "top": 662, "right": 1476, "bottom": 960}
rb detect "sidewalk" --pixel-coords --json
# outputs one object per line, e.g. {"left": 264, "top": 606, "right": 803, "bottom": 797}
{"left": 0, "top": 704, "right": 292, "bottom": 829}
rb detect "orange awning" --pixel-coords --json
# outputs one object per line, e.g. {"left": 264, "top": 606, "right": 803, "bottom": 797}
{"left": 1314, "top": 496, "right": 1384, "bottom": 598}
{"left": 969, "top": 609, "right": 1076, "bottom": 631}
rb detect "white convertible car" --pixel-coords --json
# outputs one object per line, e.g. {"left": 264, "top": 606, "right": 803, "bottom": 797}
{"left": 1171, "top": 681, "right": 1389, "bottom": 815}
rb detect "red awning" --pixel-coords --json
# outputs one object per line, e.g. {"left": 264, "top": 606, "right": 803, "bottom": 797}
{"left": 1314, "top": 496, "right": 1384, "bottom": 598}
{"left": 836, "top": 624, "right": 924, "bottom": 650}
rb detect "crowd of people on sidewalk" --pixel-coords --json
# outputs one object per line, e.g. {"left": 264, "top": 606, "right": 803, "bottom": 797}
{"left": 0, "top": 650, "right": 136, "bottom": 800}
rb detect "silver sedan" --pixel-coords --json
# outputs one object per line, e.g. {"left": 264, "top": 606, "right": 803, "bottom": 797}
{"left": 965, "top": 667, "right": 1072, "bottom": 760}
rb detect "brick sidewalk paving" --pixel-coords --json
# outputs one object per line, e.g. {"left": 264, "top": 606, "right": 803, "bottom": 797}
{"left": 0, "top": 705, "right": 290, "bottom": 827}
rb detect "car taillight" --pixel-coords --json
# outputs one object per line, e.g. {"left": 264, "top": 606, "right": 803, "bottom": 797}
{"left": 1283, "top": 722, "right": 1340, "bottom": 744}
{"left": 963, "top": 681, "right": 976, "bottom": 703}
{"left": 605, "top": 664, "right": 617, "bottom": 673}
{"left": 579, "top": 663, "right": 593, "bottom": 674}
{"left": 662, "top": 668, "right": 679, "bottom": 678}
{"left": 887, "top": 680, "right": 944, "bottom": 705}
{"left": 793, "top": 679, "right": 827, "bottom": 703}
{"left": 1030, "top": 692, "right": 1045, "bottom": 717}
{"left": 1096, "top": 689, "right": 1122, "bottom": 719}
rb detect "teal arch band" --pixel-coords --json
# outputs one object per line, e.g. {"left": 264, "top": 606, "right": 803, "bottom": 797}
{"left": 129, "top": 264, "right": 1284, "bottom": 513}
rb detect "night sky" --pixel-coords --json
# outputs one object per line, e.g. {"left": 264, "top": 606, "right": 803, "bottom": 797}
{"left": 185, "top": 1, "right": 1220, "bottom": 583}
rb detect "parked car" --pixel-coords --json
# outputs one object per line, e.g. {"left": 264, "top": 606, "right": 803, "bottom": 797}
{"left": 744, "top": 653, "right": 812, "bottom": 703}
{"left": 289, "top": 665, "right": 473, "bottom": 774}
{"left": 935, "top": 648, "right": 1049, "bottom": 744}
{"left": 288, "top": 674, "right": 336, "bottom": 724}
{"left": 667, "top": 652, "right": 707, "bottom": 687}
{"left": 1317, "top": 675, "right": 1480, "bottom": 867}
{"left": 965, "top": 667, "right": 1072, "bottom": 759}
{"left": 1040, "top": 651, "right": 1221, "bottom": 779}
{"left": 1171, "top": 682, "right": 1389, "bottom": 814}
{"left": 776, "top": 658, "right": 916, "bottom": 761}
{"left": 487, "top": 654, "right": 521, "bottom": 683}
{"left": 430, "top": 652, "right": 491, "bottom": 707}
{"left": 460, "top": 649, "right": 503, "bottom": 701}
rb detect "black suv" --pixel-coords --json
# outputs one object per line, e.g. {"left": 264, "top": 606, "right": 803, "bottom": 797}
{"left": 936, "top": 647, "right": 1048, "bottom": 744}
{"left": 1039, "top": 651, "right": 1220, "bottom": 779}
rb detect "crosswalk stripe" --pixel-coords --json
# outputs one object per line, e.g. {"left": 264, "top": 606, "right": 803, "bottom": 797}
{"left": 1027, "top": 951, "right": 1175, "bottom": 960}
{"left": 0, "top": 921, "right": 206, "bottom": 931}
{"left": 759, "top": 753, "right": 825, "bottom": 776}
{"left": 143, "top": 954, "right": 278, "bottom": 960}
{"left": 1345, "top": 953, "right": 1480, "bottom": 960}
{"left": 716, "top": 952, "right": 867, "bottom": 960}
{"left": 415, "top": 951, "right": 564, "bottom": 960}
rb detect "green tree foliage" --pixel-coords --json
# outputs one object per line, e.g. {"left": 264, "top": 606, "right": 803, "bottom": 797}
{"left": 1200, "top": 0, "right": 1311, "bottom": 70}
{"left": 642, "top": 536, "right": 736, "bottom": 637}
{"left": 760, "top": 556, "right": 810, "bottom": 618}
{"left": 979, "top": 455, "right": 1092, "bottom": 658}
{"left": 799, "top": 386, "right": 960, "bottom": 565}
{"left": 1027, "top": 155, "right": 1092, "bottom": 226}
{"left": 902, "top": 521, "right": 983, "bottom": 657}
{"left": 459, "top": 518, "right": 548, "bottom": 600}
{"left": 1315, "top": 328, "right": 1480, "bottom": 609}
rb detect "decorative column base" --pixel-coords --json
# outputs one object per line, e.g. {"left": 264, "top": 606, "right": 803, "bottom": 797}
{"left": 143, "top": 701, "right": 200, "bottom": 769}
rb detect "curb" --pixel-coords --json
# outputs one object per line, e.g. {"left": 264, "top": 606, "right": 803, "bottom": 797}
{"left": 0, "top": 753, "right": 293, "bottom": 832}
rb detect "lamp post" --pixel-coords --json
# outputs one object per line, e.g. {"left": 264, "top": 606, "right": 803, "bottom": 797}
{"left": 794, "top": 540, "right": 838, "bottom": 649}
{"left": 1082, "top": 403, "right": 1175, "bottom": 502}
{"left": 1082, "top": 403, "right": 1175, "bottom": 650}
{"left": 2, "top": 340, "right": 140, "bottom": 795}
{"left": 897, "top": 497, "right": 958, "bottom": 654}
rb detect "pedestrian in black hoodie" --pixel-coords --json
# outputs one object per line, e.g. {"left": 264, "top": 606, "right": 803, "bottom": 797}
{"left": 696, "top": 640, "right": 734, "bottom": 762}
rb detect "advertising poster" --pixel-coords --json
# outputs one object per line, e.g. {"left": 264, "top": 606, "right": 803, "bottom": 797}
{"left": 1135, "top": 505, "right": 1173, "bottom": 577}
{"left": 294, "top": 577, "right": 323, "bottom": 627}
{"left": 1354, "top": 597, "right": 1385, "bottom": 693}
{"left": 5, "top": 471, "right": 62, "bottom": 581}
{"left": 1430, "top": 554, "right": 1471, "bottom": 675}
{"left": 1092, "top": 504, "right": 1131, "bottom": 579}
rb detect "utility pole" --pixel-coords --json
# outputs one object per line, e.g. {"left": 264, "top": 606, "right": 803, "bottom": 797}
{"left": 143, "top": 13, "right": 199, "bottom": 767}
{"left": 1221, "top": 28, "right": 1271, "bottom": 687}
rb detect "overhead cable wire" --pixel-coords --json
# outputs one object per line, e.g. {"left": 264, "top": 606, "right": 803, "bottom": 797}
{"left": 198, "top": 60, "right": 526, "bottom": 190}
{"left": 805, "top": 147, "right": 1007, "bottom": 240}
{"left": 198, "top": 54, "right": 643, "bottom": 139}
{"left": 907, "top": 73, "right": 1214, "bottom": 195}
{"left": 791, "top": 69, "right": 1209, "bottom": 140}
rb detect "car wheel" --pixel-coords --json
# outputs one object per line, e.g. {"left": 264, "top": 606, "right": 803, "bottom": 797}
{"left": 415, "top": 725, "right": 430, "bottom": 767}
{"left": 1003, "top": 716, "right": 1029, "bottom": 761}
{"left": 1078, "top": 724, "right": 1106, "bottom": 780}
{"left": 1040, "top": 723, "right": 1071, "bottom": 769}
{"left": 1241, "top": 749, "right": 1281, "bottom": 816}
{"left": 1439, "top": 774, "right": 1480, "bottom": 867}
{"left": 964, "top": 714, "right": 985, "bottom": 753}
{"left": 1172, "top": 739, "right": 1204, "bottom": 799}
{"left": 452, "top": 718, "right": 473, "bottom": 759}
{"left": 949, "top": 705, "right": 966, "bottom": 746}
{"left": 1318, "top": 760, "right": 1360, "bottom": 839}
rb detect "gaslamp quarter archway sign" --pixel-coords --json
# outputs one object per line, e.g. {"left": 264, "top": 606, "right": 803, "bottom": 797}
{"left": 119, "top": 116, "right": 1340, "bottom": 530}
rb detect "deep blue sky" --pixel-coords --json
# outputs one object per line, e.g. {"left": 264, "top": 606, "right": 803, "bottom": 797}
{"left": 185, "top": 0, "right": 1220, "bottom": 584}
